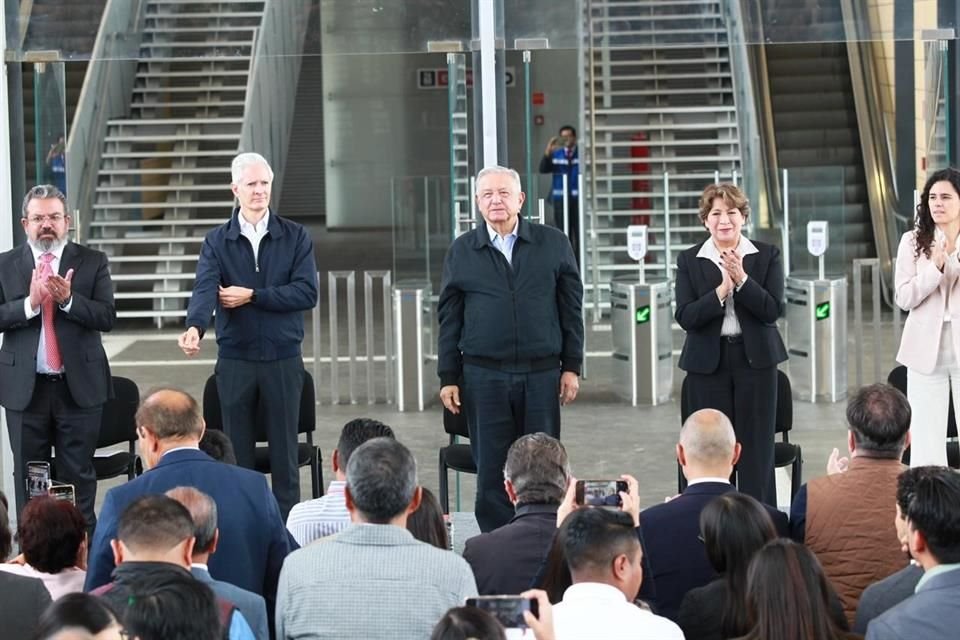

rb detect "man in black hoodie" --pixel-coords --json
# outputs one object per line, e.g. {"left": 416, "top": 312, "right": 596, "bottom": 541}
{"left": 90, "top": 495, "right": 252, "bottom": 639}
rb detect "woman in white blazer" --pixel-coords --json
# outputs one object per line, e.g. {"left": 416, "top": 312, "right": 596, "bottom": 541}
{"left": 895, "top": 167, "right": 960, "bottom": 466}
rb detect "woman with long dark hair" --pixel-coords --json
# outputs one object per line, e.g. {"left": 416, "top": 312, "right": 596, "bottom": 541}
{"left": 895, "top": 167, "right": 960, "bottom": 466}
{"left": 735, "top": 539, "right": 858, "bottom": 640}
{"left": 677, "top": 493, "right": 777, "bottom": 640}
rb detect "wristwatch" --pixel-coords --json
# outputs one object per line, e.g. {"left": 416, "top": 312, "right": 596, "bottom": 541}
{"left": 250, "top": 290, "right": 257, "bottom": 303}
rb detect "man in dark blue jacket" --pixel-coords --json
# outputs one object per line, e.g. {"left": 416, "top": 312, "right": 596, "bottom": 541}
{"left": 538, "top": 125, "right": 579, "bottom": 263}
{"left": 178, "top": 152, "right": 318, "bottom": 517}
{"left": 438, "top": 166, "right": 583, "bottom": 532}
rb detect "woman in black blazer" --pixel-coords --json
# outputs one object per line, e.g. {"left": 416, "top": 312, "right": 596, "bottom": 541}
{"left": 675, "top": 183, "right": 788, "bottom": 505}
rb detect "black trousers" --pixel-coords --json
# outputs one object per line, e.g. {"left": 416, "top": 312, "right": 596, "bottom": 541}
{"left": 461, "top": 363, "right": 561, "bottom": 532}
{"left": 552, "top": 197, "right": 580, "bottom": 266}
{"left": 216, "top": 356, "right": 303, "bottom": 519}
{"left": 5, "top": 376, "right": 101, "bottom": 529}
{"left": 684, "top": 339, "right": 778, "bottom": 506}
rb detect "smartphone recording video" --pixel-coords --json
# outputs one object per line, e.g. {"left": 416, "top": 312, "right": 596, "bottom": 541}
{"left": 575, "top": 479, "right": 628, "bottom": 508}
{"left": 466, "top": 596, "right": 538, "bottom": 629}
{"left": 26, "top": 461, "right": 51, "bottom": 501}
{"left": 49, "top": 484, "right": 76, "bottom": 505}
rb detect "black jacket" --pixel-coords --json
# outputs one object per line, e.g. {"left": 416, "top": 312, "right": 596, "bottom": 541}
{"left": 437, "top": 218, "right": 583, "bottom": 386}
{"left": 462, "top": 503, "right": 558, "bottom": 595}
{"left": 185, "top": 208, "right": 318, "bottom": 361}
{"left": 675, "top": 239, "right": 787, "bottom": 374}
{"left": 0, "top": 242, "right": 115, "bottom": 410}
{"left": 637, "top": 481, "right": 789, "bottom": 621}
{"left": 0, "top": 572, "right": 51, "bottom": 640}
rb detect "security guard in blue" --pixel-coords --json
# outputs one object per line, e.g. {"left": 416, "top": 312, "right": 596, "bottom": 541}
{"left": 539, "top": 125, "right": 580, "bottom": 263}
{"left": 438, "top": 166, "right": 584, "bottom": 532}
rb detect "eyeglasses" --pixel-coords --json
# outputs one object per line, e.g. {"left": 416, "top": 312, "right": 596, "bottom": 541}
{"left": 25, "top": 213, "right": 66, "bottom": 225}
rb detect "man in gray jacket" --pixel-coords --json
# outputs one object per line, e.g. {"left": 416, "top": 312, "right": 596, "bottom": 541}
{"left": 276, "top": 438, "right": 477, "bottom": 639}
{"left": 167, "top": 486, "right": 270, "bottom": 640}
{"left": 866, "top": 466, "right": 960, "bottom": 639}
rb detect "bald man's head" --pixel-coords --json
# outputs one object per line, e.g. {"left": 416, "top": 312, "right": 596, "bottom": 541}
{"left": 135, "top": 387, "right": 204, "bottom": 440}
{"left": 678, "top": 409, "right": 740, "bottom": 477}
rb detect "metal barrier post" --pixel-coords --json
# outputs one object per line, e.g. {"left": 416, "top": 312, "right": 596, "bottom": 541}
{"left": 363, "top": 270, "right": 393, "bottom": 404}
{"left": 393, "top": 282, "right": 432, "bottom": 412}
{"left": 311, "top": 270, "right": 322, "bottom": 404}
{"left": 328, "top": 271, "right": 358, "bottom": 405}
{"left": 852, "top": 258, "right": 883, "bottom": 386}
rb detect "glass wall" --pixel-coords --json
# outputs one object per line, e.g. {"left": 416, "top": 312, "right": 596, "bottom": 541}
{"left": 2, "top": 0, "right": 958, "bottom": 320}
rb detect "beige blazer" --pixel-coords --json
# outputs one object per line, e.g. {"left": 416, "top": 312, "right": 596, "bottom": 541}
{"left": 895, "top": 231, "right": 960, "bottom": 374}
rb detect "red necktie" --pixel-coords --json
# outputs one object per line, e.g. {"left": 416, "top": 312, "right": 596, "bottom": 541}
{"left": 38, "top": 252, "right": 62, "bottom": 371}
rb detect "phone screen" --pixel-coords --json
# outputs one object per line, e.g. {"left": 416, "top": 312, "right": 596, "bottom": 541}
{"left": 49, "top": 484, "right": 76, "bottom": 505}
{"left": 576, "top": 480, "right": 628, "bottom": 508}
{"left": 26, "top": 461, "right": 51, "bottom": 500}
{"left": 466, "top": 596, "right": 537, "bottom": 629}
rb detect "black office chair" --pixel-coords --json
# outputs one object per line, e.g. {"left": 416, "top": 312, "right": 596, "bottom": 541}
{"left": 678, "top": 370, "right": 803, "bottom": 499}
{"left": 887, "top": 365, "right": 960, "bottom": 468}
{"left": 202, "top": 371, "right": 324, "bottom": 498}
{"left": 438, "top": 408, "right": 477, "bottom": 514}
{"left": 52, "top": 376, "right": 141, "bottom": 483}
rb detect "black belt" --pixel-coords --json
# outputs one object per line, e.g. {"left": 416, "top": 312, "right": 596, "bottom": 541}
{"left": 463, "top": 354, "right": 560, "bottom": 373}
{"left": 721, "top": 335, "right": 744, "bottom": 344}
{"left": 37, "top": 373, "right": 66, "bottom": 382}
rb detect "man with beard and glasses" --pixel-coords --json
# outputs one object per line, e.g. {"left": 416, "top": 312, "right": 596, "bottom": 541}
{"left": 0, "top": 184, "right": 115, "bottom": 529}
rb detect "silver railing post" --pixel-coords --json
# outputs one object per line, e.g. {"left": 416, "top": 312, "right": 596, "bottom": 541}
{"left": 328, "top": 271, "right": 357, "bottom": 404}
{"left": 363, "top": 270, "right": 393, "bottom": 404}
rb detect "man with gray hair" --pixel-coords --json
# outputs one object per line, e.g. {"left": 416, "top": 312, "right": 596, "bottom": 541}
{"left": 0, "top": 184, "right": 115, "bottom": 529}
{"left": 463, "top": 432, "right": 570, "bottom": 594}
{"left": 178, "top": 152, "right": 318, "bottom": 517}
{"left": 167, "top": 486, "right": 270, "bottom": 640}
{"left": 276, "top": 438, "right": 477, "bottom": 639}
{"left": 438, "top": 165, "right": 584, "bottom": 532}
{"left": 637, "top": 408, "right": 788, "bottom": 621}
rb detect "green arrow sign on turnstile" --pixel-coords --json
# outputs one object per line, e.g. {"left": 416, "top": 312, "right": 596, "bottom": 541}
{"left": 815, "top": 302, "right": 831, "bottom": 320}
{"left": 636, "top": 306, "right": 651, "bottom": 324}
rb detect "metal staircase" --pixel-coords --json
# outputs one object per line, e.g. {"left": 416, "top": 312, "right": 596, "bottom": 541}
{"left": 87, "top": 0, "right": 265, "bottom": 323}
{"left": 583, "top": 0, "right": 742, "bottom": 315}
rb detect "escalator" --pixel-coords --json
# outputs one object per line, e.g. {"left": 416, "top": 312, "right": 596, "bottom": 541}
{"left": 761, "top": 0, "right": 875, "bottom": 275}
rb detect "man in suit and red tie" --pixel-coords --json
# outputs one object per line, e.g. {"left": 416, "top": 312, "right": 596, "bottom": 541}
{"left": 0, "top": 184, "right": 115, "bottom": 529}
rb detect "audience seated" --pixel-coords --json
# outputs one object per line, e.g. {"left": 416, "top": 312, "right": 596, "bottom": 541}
{"left": 677, "top": 493, "right": 779, "bottom": 640}
{"left": 431, "top": 607, "right": 506, "bottom": 640}
{"left": 408, "top": 487, "right": 449, "bottom": 550}
{"left": 0, "top": 496, "right": 86, "bottom": 600}
{"left": 166, "top": 487, "right": 270, "bottom": 640}
{"left": 736, "top": 539, "right": 857, "bottom": 640}
{"left": 285, "top": 418, "right": 395, "bottom": 546}
{"left": 199, "top": 428, "right": 238, "bottom": 465}
{"left": 638, "top": 408, "right": 787, "bottom": 620}
{"left": 85, "top": 388, "right": 294, "bottom": 621}
{"left": 276, "top": 437, "right": 476, "bottom": 639}
{"left": 552, "top": 508, "right": 683, "bottom": 640}
{"left": 33, "top": 592, "right": 124, "bottom": 640}
{"left": 464, "top": 433, "right": 570, "bottom": 595}
{"left": 534, "top": 523, "right": 572, "bottom": 604}
{"left": 866, "top": 466, "right": 960, "bottom": 640}
{"left": 120, "top": 566, "right": 223, "bottom": 640}
{"left": 0, "top": 492, "right": 52, "bottom": 640}
{"left": 791, "top": 383, "right": 911, "bottom": 622}
{"left": 91, "top": 494, "right": 254, "bottom": 640}
{"left": 853, "top": 467, "right": 926, "bottom": 633}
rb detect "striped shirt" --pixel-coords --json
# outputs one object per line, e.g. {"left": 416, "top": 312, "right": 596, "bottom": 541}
{"left": 285, "top": 481, "right": 350, "bottom": 546}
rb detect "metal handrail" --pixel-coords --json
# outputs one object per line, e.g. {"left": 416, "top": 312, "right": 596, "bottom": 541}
{"left": 237, "top": 0, "right": 311, "bottom": 206}
{"left": 733, "top": 0, "right": 782, "bottom": 231}
{"left": 839, "top": 0, "right": 900, "bottom": 306}
{"left": 65, "top": 0, "right": 147, "bottom": 243}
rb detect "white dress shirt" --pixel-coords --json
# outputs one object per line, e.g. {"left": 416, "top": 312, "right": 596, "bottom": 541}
{"left": 487, "top": 221, "right": 518, "bottom": 265}
{"left": 552, "top": 582, "right": 684, "bottom": 640}
{"left": 239, "top": 209, "right": 270, "bottom": 263}
{"left": 696, "top": 236, "right": 759, "bottom": 336}
{"left": 24, "top": 243, "right": 72, "bottom": 373}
